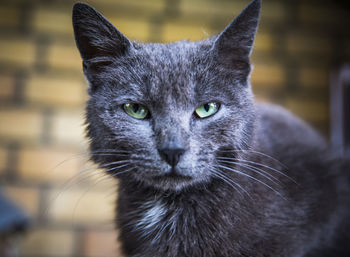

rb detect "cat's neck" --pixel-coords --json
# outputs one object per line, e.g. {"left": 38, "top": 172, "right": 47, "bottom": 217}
{"left": 116, "top": 178, "right": 273, "bottom": 257}
{"left": 117, "top": 177, "right": 260, "bottom": 238}
{"left": 119, "top": 177, "right": 239, "bottom": 204}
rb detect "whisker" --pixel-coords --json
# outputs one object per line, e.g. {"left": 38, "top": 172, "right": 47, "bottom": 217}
{"left": 45, "top": 168, "right": 107, "bottom": 216}
{"left": 216, "top": 164, "right": 285, "bottom": 199}
{"left": 104, "top": 163, "right": 133, "bottom": 174}
{"left": 53, "top": 161, "right": 132, "bottom": 205}
{"left": 217, "top": 149, "right": 287, "bottom": 168}
{"left": 99, "top": 159, "right": 133, "bottom": 169}
{"left": 217, "top": 159, "right": 281, "bottom": 186}
{"left": 89, "top": 153, "right": 130, "bottom": 158}
{"left": 68, "top": 160, "right": 128, "bottom": 177}
{"left": 217, "top": 157, "right": 297, "bottom": 184}
{"left": 72, "top": 173, "right": 116, "bottom": 225}
{"left": 47, "top": 150, "right": 131, "bottom": 175}
{"left": 47, "top": 152, "right": 90, "bottom": 174}
{"left": 209, "top": 168, "right": 250, "bottom": 198}
{"left": 89, "top": 149, "right": 131, "bottom": 154}
{"left": 108, "top": 165, "right": 136, "bottom": 177}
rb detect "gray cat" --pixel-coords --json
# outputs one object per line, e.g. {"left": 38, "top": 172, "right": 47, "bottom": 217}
{"left": 72, "top": 0, "right": 350, "bottom": 256}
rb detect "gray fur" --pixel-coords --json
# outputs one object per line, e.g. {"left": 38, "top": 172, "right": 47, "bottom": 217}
{"left": 72, "top": 0, "right": 350, "bottom": 256}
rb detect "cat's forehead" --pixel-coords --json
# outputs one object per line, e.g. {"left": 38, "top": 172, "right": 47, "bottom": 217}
{"left": 131, "top": 42, "right": 205, "bottom": 104}
{"left": 135, "top": 41, "right": 212, "bottom": 106}
{"left": 141, "top": 41, "right": 208, "bottom": 71}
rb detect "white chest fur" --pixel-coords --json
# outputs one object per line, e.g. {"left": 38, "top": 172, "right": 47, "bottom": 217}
{"left": 135, "top": 200, "right": 177, "bottom": 243}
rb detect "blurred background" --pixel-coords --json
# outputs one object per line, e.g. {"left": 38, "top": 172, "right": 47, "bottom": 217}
{"left": 0, "top": 0, "right": 349, "bottom": 256}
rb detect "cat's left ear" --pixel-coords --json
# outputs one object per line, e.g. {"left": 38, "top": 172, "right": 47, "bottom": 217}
{"left": 213, "top": 0, "right": 261, "bottom": 65}
{"left": 72, "top": 3, "right": 132, "bottom": 62}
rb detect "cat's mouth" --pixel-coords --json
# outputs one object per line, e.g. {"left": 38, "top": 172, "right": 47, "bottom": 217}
{"left": 144, "top": 172, "right": 193, "bottom": 191}
{"left": 152, "top": 171, "right": 192, "bottom": 182}
{"left": 139, "top": 165, "right": 209, "bottom": 191}
{"left": 151, "top": 167, "right": 193, "bottom": 183}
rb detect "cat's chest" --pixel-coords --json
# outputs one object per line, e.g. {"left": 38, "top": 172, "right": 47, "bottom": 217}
{"left": 134, "top": 199, "right": 178, "bottom": 243}
{"left": 128, "top": 198, "right": 196, "bottom": 246}
{"left": 118, "top": 185, "right": 276, "bottom": 257}
{"left": 121, "top": 197, "right": 255, "bottom": 257}
{"left": 121, "top": 196, "right": 239, "bottom": 255}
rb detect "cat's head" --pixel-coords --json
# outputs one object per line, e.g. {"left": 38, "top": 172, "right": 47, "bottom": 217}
{"left": 73, "top": 0, "right": 261, "bottom": 191}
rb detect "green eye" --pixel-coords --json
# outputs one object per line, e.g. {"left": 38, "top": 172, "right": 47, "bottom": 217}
{"left": 123, "top": 103, "right": 149, "bottom": 120}
{"left": 195, "top": 102, "right": 220, "bottom": 118}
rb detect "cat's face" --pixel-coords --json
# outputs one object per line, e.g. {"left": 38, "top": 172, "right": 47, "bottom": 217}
{"left": 73, "top": 0, "right": 261, "bottom": 191}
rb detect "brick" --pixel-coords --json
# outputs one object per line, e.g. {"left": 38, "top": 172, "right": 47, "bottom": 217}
{"left": 47, "top": 187, "right": 115, "bottom": 225}
{"left": 109, "top": 17, "right": 150, "bottom": 42}
{"left": 51, "top": 110, "right": 87, "bottom": 146}
{"left": 254, "top": 32, "right": 274, "bottom": 52}
{"left": 299, "top": 4, "right": 346, "bottom": 25}
{"left": 47, "top": 43, "right": 83, "bottom": 71}
{"left": 0, "top": 74, "right": 15, "bottom": 99}
{"left": 17, "top": 146, "right": 82, "bottom": 182}
{"left": 0, "top": 108, "right": 42, "bottom": 141}
{"left": 252, "top": 86, "right": 285, "bottom": 106}
{"left": 89, "top": 0, "right": 166, "bottom": 13}
{"left": 82, "top": 230, "right": 120, "bottom": 257}
{"left": 33, "top": 2, "right": 158, "bottom": 37}
{"left": 180, "top": 0, "right": 285, "bottom": 21}
{"left": 33, "top": 7, "right": 73, "bottom": 35}
{"left": 0, "top": 5, "right": 20, "bottom": 28}
{"left": 180, "top": 0, "right": 242, "bottom": 19}
{"left": 76, "top": 162, "right": 117, "bottom": 191}
{"left": 3, "top": 185, "right": 40, "bottom": 217}
{"left": 298, "top": 67, "right": 329, "bottom": 88}
{"left": 259, "top": 1, "right": 286, "bottom": 21}
{"left": 81, "top": 161, "right": 111, "bottom": 184}
{"left": 25, "top": 74, "right": 86, "bottom": 106}
{"left": 0, "top": 39, "right": 35, "bottom": 66}
{"left": 162, "top": 22, "right": 212, "bottom": 43}
{"left": 286, "top": 33, "right": 332, "bottom": 57}
{"left": 251, "top": 64, "right": 285, "bottom": 87}
{"left": 19, "top": 228, "right": 75, "bottom": 256}
{"left": 285, "top": 99, "right": 329, "bottom": 124}
{"left": 253, "top": 94, "right": 275, "bottom": 104}
{"left": 0, "top": 146, "right": 7, "bottom": 173}
{"left": 34, "top": 7, "right": 151, "bottom": 41}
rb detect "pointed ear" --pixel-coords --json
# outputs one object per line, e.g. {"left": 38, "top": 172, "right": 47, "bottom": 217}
{"left": 72, "top": 3, "right": 132, "bottom": 62}
{"left": 213, "top": 0, "right": 261, "bottom": 66}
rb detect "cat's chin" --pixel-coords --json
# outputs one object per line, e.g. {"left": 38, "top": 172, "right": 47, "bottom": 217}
{"left": 153, "top": 173, "right": 192, "bottom": 183}
{"left": 140, "top": 172, "right": 201, "bottom": 192}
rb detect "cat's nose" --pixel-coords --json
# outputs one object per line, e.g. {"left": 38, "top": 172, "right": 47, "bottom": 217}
{"left": 159, "top": 147, "right": 185, "bottom": 167}
{"left": 159, "top": 146, "right": 186, "bottom": 167}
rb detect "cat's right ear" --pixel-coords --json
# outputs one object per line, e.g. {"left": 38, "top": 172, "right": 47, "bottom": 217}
{"left": 212, "top": 0, "right": 261, "bottom": 70}
{"left": 72, "top": 3, "right": 132, "bottom": 62}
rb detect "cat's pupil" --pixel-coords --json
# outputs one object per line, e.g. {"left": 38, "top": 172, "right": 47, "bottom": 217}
{"left": 133, "top": 104, "right": 139, "bottom": 113}
{"left": 204, "top": 104, "right": 210, "bottom": 112}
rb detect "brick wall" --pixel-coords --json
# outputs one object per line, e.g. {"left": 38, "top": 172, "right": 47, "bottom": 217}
{"left": 0, "top": 0, "right": 349, "bottom": 256}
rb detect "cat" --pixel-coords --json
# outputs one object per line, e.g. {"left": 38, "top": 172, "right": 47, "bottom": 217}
{"left": 72, "top": 0, "right": 350, "bottom": 256}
